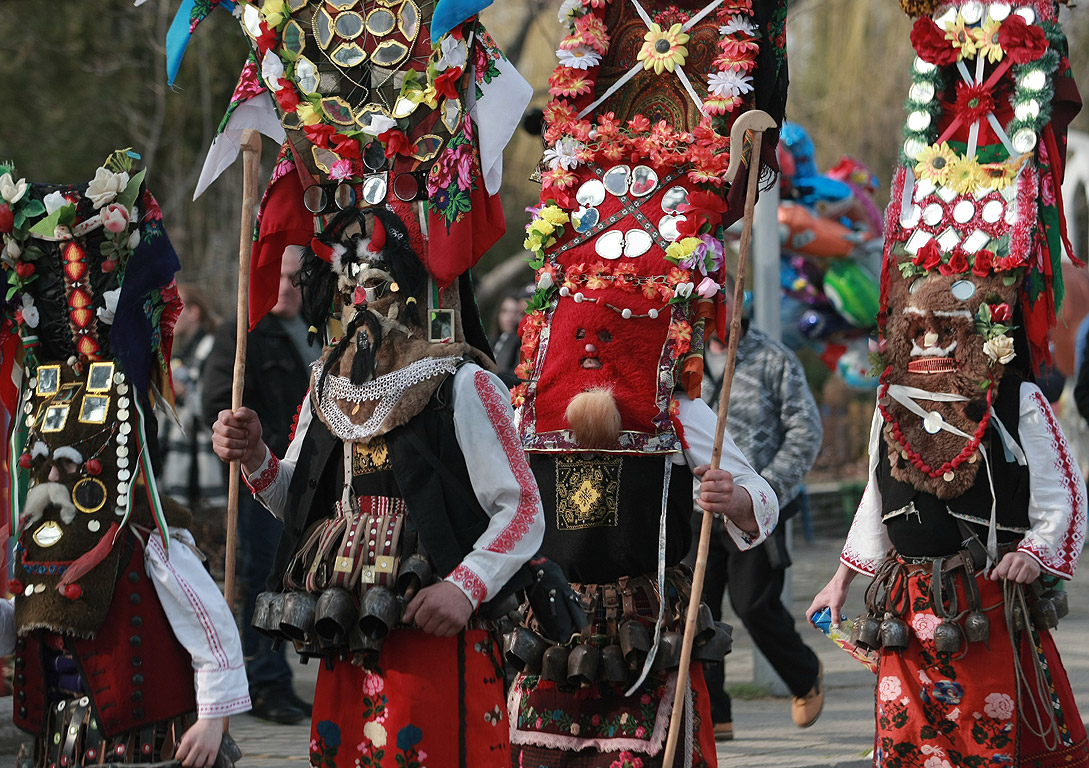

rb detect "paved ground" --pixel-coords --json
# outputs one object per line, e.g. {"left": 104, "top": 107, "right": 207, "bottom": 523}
{"left": 2, "top": 535, "right": 1087, "bottom": 767}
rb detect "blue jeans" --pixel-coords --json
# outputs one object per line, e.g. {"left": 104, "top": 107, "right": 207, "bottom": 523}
{"left": 238, "top": 494, "right": 292, "bottom": 691}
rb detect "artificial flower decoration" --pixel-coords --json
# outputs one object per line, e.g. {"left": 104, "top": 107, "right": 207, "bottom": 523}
{"left": 913, "top": 142, "right": 956, "bottom": 185}
{"left": 85, "top": 167, "right": 130, "bottom": 210}
{"left": 0, "top": 172, "right": 29, "bottom": 206}
{"left": 996, "top": 13, "right": 1048, "bottom": 64}
{"left": 976, "top": 300, "right": 1018, "bottom": 366}
{"left": 972, "top": 17, "right": 1004, "bottom": 63}
{"left": 556, "top": 45, "right": 602, "bottom": 70}
{"left": 943, "top": 13, "right": 978, "bottom": 59}
{"left": 638, "top": 23, "right": 690, "bottom": 75}
{"left": 944, "top": 155, "right": 984, "bottom": 195}
{"left": 708, "top": 70, "right": 754, "bottom": 99}
{"left": 954, "top": 81, "right": 995, "bottom": 126}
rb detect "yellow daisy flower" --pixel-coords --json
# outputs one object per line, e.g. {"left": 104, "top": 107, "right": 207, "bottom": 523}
{"left": 978, "top": 157, "right": 1024, "bottom": 191}
{"left": 638, "top": 23, "right": 690, "bottom": 75}
{"left": 944, "top": 13, "right": 978, "bottom": 60}
{"left": 973, "top": 18, "right": 1004, "bottom": 64}
{"left": 538, "top": 205, "right": 570, "bottom": 227}
{"left": 914, "top": 142, "right": 957, "bottom": 185}
{"left": 945, "top": 155, "right": 985, "bottom": 195}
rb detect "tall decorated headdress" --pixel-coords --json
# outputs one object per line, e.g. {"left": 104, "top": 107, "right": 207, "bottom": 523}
{"left": 173, "top": 0, "right": 531, "bottom": 341}
{"left": 872, "top": 0, "right": 1081, "bottom": 502}
{"left": 513, "top": 0, "right": 788, "bottom": 454}
{"left": 0, "top": 152, "right": 183, "bottom": 634}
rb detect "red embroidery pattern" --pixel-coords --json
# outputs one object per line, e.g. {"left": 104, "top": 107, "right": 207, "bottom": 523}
{"left": 1020, "top": 390, "right": 1086, "bottom": 577}
{"left": 248, "top": 453, "right": 280, "bottom": 494}
{"left": 449, "top": 564, "right": 487, "bottom": 606}
{"left": 473, "top": 370, "right": 541, "bottom": 554}
{"left": 288, "top": 397, "right": 306, "bottom": 443}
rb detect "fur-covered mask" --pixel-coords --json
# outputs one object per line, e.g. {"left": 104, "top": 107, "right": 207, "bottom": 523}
{"left": 879, "top": 270, "right": 1020, "bottom": 498}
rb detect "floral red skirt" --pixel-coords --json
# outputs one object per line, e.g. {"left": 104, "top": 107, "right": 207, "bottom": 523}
{"left": 873, "top": 567, "right": 1088, "bottom": 768}
{"left": 309, "top": 629, "right": 509, "bottom": 768}
{"left": 508, "top": 664, "right": 716, "bottom": 768}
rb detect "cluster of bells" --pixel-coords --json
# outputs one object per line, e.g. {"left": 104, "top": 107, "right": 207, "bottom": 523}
{"left": 250, "top": 553, "right": 433, "bottom": 667}
{"left": 852, "top": 576, "right": 1069, "bottom": 656}
{"left": 502, "top": 603, "right": 733, "bottom": 687}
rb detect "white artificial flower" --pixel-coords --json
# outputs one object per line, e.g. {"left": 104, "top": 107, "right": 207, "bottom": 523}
{"left": 537, "top": 272, "right": 554, "bottom": 291}
{"left": 708, "top": 70, "right": 754, "bottom": 98}
{"left": 557, "top": 0, "right": 582, "bottom": 24}
{"left": 20, "top": 294, "right": 39, "bottom": 329}
{"left": 983, "top": 335, "right": 1015, "bottom": 364}
{"left": 97, "top": 288, "right": 122, "bottom": 326}
{"left": 127, "top": 230, "right": 141, "bottom": 250}
{"left": 360, "top": 114, "right": 396, "bottom": 137}
{"left": 437, "top": 36, "right": 467, "bottom": 71}
{"left": 86, "top": 167, "right": 130, "bottom": 210}
{"left": 543, "top": 138, "right": 583, "bottom": 171}
{"left": 1, "top": 238, "right": 20, "bottom": 265}
{"left": 674, "top": 282, "right": 695, "bottom": 299}
{"left": 719, "top": 14, "right": 756, "bottom": 36}
{"left": 556, "top": 45, "right": 602, "bottom": 71}
{"left": 262, "top": 51, "right": 285, "bottom": 92}
{"left": 43, "top": 191, "right": 68, "bottom": 215}
{"left": 0, "top": 172, "right": 28, "bottom": 205}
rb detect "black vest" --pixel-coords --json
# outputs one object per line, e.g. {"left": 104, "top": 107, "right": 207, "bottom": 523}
{"left": 268, "top": 372, "right": 531, "bottom": 602}
{"left": 878, "top": 379, "right": 1031, "bottom": 557}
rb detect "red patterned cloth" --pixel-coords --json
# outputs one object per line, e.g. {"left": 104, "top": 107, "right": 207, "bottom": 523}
{"left": 509, "top": 665, "right": 716, "bottom": 768}
{"left": 309, "top": 629, "right": 510, "bottom": 768}
{"left": 873, "top": 568, "right": 1087, "bottom": 767}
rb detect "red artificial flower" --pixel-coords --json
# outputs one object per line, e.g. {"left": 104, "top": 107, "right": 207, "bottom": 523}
{"left": 543, "top": 100, "right": 578, "bottom": 131}
{"left": 913, "top": 240, "right": 943, "bottom": 271}
{"left": 434, "top": 67, "right": 463, "bottom": 101}
{"left": 303, "top": 122, "right": 338, "bottom": 147}
{"left": 996, "top": 252, "right": 1027, "bottom": 271}
{"left": 991, "top": 302, "right": 1012, "bottom": 322}
{"left": 254, "top": 22, "right": 278, "bottom": 54}
{"left": 378, "top": 129, "right": 412, "bottom": 159}
{"left": 972, "top": 249, "right": 994, "bottom": 277}
{"left": 101, "top": 258, "right": 117, "bottom": 274}
{"left": 330, "top": 133, "right": 362, "bottom": 160}
{"left": 939, "top": 249, "right": 969, "bottom": 275}
{"left": 997, "top": 14, "right": 1048, "bottom": 64}
{"left": 910, "top": 18, "right": 958, "bottom": 66}
{"left": 274, "top": 86, "right": 301, "bottom": 112}
{"left": 626, "top": 114, "right": 651, "bottom": 133}
{"left": 540, "top": 185, "right": 572, "bottom": 210}
{"left": 0, "top": 203, "right": 12, "bottom": 233}
{"left": 14, "top": 262, "right": 35, "bottom": 279}
{"left": 676, "top": 212, "right": 707, "bottom": 238}
{"left": 954, "top": 81, "right": 995, "bottom": 126}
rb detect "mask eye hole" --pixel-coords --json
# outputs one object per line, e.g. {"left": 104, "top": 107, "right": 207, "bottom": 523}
{"left": 575, "top": 328, "right": 586, "bottom": 340}
{"left": 597, "top": 330, "right": 613, "bottom": 343}
{"left": 951, "top": 280, "right": 976, "bottom": 300}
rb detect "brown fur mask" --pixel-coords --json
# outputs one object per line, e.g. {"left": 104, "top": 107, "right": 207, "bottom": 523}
{"left": 881, "top": 271, "right": 1019, "bottom": 499}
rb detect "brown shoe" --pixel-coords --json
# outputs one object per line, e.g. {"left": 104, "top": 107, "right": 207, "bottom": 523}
{"left": 713, "top": 721, "right": 734, "bottom": 741}
{"left": 791, "top": 663, "right": 824, "bottom": 728}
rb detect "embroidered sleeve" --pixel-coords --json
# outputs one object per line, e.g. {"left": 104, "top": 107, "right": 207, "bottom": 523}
{"left": 1017, "top": 383, "right": 1086, "bottom": 579}
{"left": 448, "top": 564, "right": 488, "bottom": 608}
{"left": 840, "top": 402, "right": 891, "bottom": 576}
{"left": 446, "top": 366, "right": 545, "bottom": 608}
{"left": 245, "top": 394, "right": 311, "bottom": 519}
{"left": 145, "top": 529, "right": 251, "bottom": 719}
{"left": 245, "top": 450, "right": 279, "bottom": 494}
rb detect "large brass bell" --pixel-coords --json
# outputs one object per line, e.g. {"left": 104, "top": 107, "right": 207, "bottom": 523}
{"left": 280, "top": 590, "right": 318, "bottom": 642}
{"left": 252, "top": 592, "right": 280, "bottom": 638}
{"left": 566, "top": 643, "right": 601, "bottom": 686}
{"left": 963, "top": 610, "right": 990, "bottom": 643}
{"left": 1045, "top": 589, "right": 1069, "bottom": 620}
{"left": 600, "top": 644, "right": 628, "bottom": 684}
{"left": 619, "top": 620, "right": 651, "bottom": 670}
{"left": 541, "top": 645, "right": 570, "bottom": 683}
{"left": 359, "top": 586, "right": 401, "bottom": 640}
{"left": 852, "top": 615, "right": 882, "bottom": 651}
{"left": 692, "top": 621, "right": 733, "bottom": 663}
{"left": 315, "top": 587, "right": 358, "bottom": 645}
{"left": 503, "top": 627, "right": 550, "bottom": 672}
{"left": 879, "top": 612, "right": 909, "bottom": 651}
{"left": 651, "top": 631, "right": 683, "bottom": 672}
{"left": 1031, "top": 596, "right": 1059, "bottom": 630}
{"left": 933, "top": 620, "right": 963, "bottom": 655}
{"left": 395, "top": 554, "right": 432, "bottom": 602}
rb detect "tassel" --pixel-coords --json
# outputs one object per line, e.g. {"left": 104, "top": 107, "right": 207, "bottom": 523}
{"left": 56, "top": 522, "right": 120, "bottom": 596}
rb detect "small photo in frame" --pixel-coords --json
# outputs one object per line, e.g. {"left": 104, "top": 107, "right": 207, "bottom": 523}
{"left": 41, "top": 404, "right": 70, "bottom": 433}
{"left": 37, "top": 365, "right": 61, "bottom": 396}
{"left": 86, "top": 361, "right": 115, "bottom": 393}
{"left": 428, "top": 309, "right": 455, "bottom": 344}
{"left": 79, "top": 395, "right": 110, "bottom": 424}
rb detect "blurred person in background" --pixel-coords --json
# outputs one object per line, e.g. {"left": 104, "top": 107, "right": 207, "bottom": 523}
{"left": 491, "top": 290, "right": 529, "bottom": 381}
{"left": 691, "top": 282, "right": 824, "bottom": 740}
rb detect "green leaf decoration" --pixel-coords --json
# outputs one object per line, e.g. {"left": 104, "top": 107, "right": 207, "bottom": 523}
{"left": 116, "top": 168, "right": 147, "bottom": 213}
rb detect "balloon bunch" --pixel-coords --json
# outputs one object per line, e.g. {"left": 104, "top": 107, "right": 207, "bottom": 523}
{"left": 775, "top": 122, "right": 882, "bottom": 389}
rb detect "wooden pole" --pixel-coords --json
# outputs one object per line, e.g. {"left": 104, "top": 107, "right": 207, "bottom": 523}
{"left": 224, "top": 129, "right": 262, "bottom": 609}
{"left": 661, "top": 111, "right": 773, "bottom": 767}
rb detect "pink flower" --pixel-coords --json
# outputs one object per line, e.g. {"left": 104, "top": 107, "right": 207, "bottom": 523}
{"left": 634, "top": 725, "right": 646, "bottom": 738}
{"left": 697, "top": 276, "right": 720, "bottom": 298}
{"left": 362, "top": 671, "right": 385, "bottom": 697}
{"left": 878, "top": 675, "right": 902, "bottom": 702}
{"left": 101, "top": 203, "right": 130, "bottom": 234}
{"left": 983, "top": 692, "right": 1015, "bottom": 720}
{"left": 329, "top": 159, "right": 353, "bottom": 181}
{"left": 911, "top": 612, "right": 941, "bottom": 641}
{"left": 640, "top": 693, "right": 651, "bottom": 705}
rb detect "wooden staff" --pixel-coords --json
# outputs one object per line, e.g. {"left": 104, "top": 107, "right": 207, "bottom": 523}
{"left": 224, "top": 129, "right": 263, "bottom": 608}
{"left": 661, "top": 109, "right": 775, "bottom": 767}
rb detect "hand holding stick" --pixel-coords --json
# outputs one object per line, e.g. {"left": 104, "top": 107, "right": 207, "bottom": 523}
{"left": 661, "top": 109, "right": 776, "bottom": 767}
